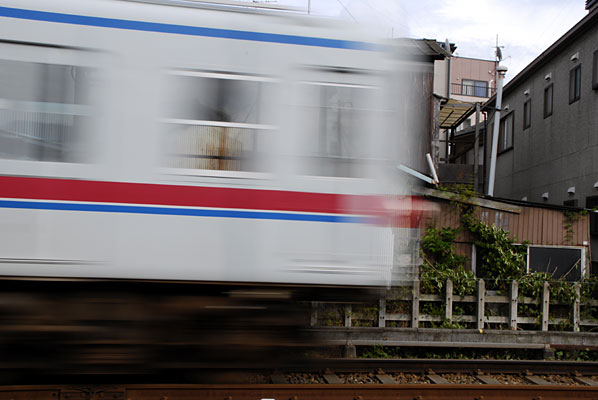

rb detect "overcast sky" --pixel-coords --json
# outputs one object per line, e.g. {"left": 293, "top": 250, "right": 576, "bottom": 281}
{"left": 275, "top": 0, "right": 588, "bottom": 82}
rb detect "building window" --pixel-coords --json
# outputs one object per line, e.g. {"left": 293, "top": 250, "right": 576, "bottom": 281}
{"left": 523, "top": 99, "right": 531, "bottom": 129}
{"left": 461, "top": 79, "right": 488, "bottom": 97}
{"left": 563, "top": 199, "right": 578, "bottom": 207}
{"left": 569, "top": 64, "right": 581, "bottom": 103}
{"left": 587, "top": 196, "right": 598, "bottom": 236}
{"left": 498, "top": 112, "right": 514, "bottom": 152}
{"left": 528, "top": 246, "right": 584, "bottom": 281}
{"left": 593, "top": 49, "right": 598, "bottom": 90}
{"left": 544, "top": 84, "right": 553, "bottom": 118}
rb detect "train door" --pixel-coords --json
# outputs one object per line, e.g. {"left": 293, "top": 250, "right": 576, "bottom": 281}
{"left": 0, "top": 41, "right": 110, "bottom": 278}
{"left": 139, "top": 63, "right": 282, "bottom": 283}
{"left": 274, "top": 64, "right": 393, "bottom": 287}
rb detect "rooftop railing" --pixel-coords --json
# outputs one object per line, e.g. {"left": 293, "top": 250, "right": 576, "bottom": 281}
{"left": 451, "top": 83, "right": 495, "bottom": 98}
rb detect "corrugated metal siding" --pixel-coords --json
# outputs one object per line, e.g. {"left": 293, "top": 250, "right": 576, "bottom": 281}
{"left": 419, "top": 198, "right": 590, "bottom": 268}
{"left": 508, "top": 206, "right": 589, "bottom": 247}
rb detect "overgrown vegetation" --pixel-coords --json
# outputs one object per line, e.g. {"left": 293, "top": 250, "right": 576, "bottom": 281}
{"left": 313, "top": 184, "right": 597, "bottom": 335}
{"left": 418, "top": 184, "right": 583, "bottom": 329}
{"left": 419, "top": 227, "right": 475, "bottom": 296}
{"left": 357, "top": 345, "right": 598, "bottom": 361}
{"left": 461, "top": 206, "right": 527, "bottom": 292}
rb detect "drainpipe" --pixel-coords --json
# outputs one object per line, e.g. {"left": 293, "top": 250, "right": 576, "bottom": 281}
{"left": 487, "top": 65, "right": 508, "bottom": 197}
{"left": 473, "top": 102, "right": 480, "bottom": 193}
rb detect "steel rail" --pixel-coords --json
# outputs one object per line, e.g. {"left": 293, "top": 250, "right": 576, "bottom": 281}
{"left": 0, "top": 384, "right": 597, "bottom": 400}
{"left": 299, "top": 358, "right": 598, "bottom": 375}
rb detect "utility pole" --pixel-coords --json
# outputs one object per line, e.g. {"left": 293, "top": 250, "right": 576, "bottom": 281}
{"left": 473, "top": 102, "right": 480, "bottom": 193}
{"left": 487, "top": 64, "right": 508, "bottom": 197}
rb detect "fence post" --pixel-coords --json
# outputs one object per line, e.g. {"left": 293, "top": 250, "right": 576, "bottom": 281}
{"left": 574, "top": 283, "right": 581, "bottom": 332}
{"left": 445, "top": 279, "right": 453, "bottom": 322}
{"left": 542, "top": 281, "right": 550, "bottom": 331}
{"left": 412, "top": 280, "right": 420, "bottom": 328}
{"left": 477, "top": 279, "right": 485, "bottom": 330}
{"left": 379, "top": 295, "right": 386, "bottom": 328}
{"left": 311, "top": 301, "right": 318, "bottom": 327}
{"left": 344, "top": 305, "right": 352, "bottom": 327}
{"left": 510, "top": 280, "right": 518, "bottom": 330}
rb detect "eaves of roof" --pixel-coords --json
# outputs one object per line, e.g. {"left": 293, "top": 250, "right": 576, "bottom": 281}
{"left": 436, "top": 95, "right": 477, "bottom": 130}
{"left": 485, "top": 6, "right": 598, "bottom": 107}
{"left": 394, "top": 38, "right": 451, "bottom": 62}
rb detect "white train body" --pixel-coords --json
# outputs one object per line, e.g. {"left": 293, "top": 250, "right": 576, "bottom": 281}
{"left": 0, "top": 0, "right": 408, "bottom": 287}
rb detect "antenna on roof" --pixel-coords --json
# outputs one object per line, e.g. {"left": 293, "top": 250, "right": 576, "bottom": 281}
{"left": 495, "top": 34, "right": 504, "bottom": 61}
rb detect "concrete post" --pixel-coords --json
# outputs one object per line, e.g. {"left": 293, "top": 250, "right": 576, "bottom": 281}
{"left": 412, "top": 280, "right": 420, "bottom": 328}
{"left": 344, "top": 305, "right": 352, "bottom": 327}
{"left": 510, "top": 280, "right": 518, "bottom": 330}
{"left": 542, "top": 281, "right": 550, "bottom": 331}
{"left": 378, "top": 296, "right": 386, "bottom": 328}
{"left": 445, "top": 279, "right": 453, "bottom": 322}
{"left": 477, "top": 279, "right": 485, "bottom": 330}
{"left": 574, "top": 283, "right": 581, "bottom": 332}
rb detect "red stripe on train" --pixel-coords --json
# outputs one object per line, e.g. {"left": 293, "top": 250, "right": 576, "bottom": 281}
{"left": 0, "top": 176, "right": 431, "bottom": 226}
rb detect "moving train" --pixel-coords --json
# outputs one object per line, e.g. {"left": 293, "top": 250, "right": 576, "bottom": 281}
{"left": 0, "top": 0, "right": 417, "bottom": 379}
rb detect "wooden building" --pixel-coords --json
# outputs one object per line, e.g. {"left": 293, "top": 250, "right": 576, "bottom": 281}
{"left": 418, "top": 188, "right": 591, "bottom": 280}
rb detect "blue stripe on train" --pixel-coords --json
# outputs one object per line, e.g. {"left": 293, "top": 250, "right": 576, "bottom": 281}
{"left": 0, "top": 6, "right": 378, "bottom": 51}
{"left": 0, "top": 199, "right": 367, "bottom": 223}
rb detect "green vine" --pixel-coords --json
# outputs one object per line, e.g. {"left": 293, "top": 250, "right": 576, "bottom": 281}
{"left": 563, "top": 209, "right": 588, "bottom": 244}
{"left": 419, "top": 227, "right": 476, "bottom": 296}
{"left": 422, "top": 184, "right": 579, "bottom": 312}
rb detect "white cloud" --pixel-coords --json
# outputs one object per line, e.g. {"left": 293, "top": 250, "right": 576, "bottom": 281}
{"left": 275, "top": 0, "right": 587, "bottom": 80}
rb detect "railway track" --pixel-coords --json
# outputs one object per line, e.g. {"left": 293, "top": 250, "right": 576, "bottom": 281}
{"left": 2, "top": 359, "right": 598, "bottom": 399}
{"left": 0, "top": 384, "right": 596, "bottom": 400}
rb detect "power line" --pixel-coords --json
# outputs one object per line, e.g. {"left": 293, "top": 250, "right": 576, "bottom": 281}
{"left": 336, "top": 0, "right": 357, "bottom": 22}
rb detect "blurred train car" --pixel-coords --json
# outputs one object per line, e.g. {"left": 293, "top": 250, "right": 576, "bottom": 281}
{"left": 0, "top": 0, "right": 415, "bottom": 379}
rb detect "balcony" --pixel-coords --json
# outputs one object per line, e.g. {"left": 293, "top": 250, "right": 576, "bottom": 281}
{"left": 451, "top": 82, "right": 495, "bottom": 98}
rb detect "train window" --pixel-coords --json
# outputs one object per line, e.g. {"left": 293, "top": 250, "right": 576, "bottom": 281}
{"left": 295, "top": 82, "right": 373, "bottom": 178}
{"left": 161, "top": 71, "right": 275, "bottom": 172}
{"left": 0, "top": 59, "right": 94, "bottom": 163}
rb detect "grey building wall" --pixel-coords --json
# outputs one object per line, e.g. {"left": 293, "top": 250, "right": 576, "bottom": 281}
{"left": 485, "top": 8, "right": 598, "bottom": 264}
{"left": 488, "top": 12, "right": 598, "bottom": 206}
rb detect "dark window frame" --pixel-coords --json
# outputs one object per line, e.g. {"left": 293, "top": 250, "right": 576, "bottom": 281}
{"left": 498, "top": 111, "right": 514, "bottom": 154}
{"left": 461, "top": 79, "right": 489, "bottom": 97}
{"left": 563, "top": 199, "right": 578, "bottom": 207}
{"left": 569, "top": 64, "right": 581, "bottom": 103}
{"left": 528, "top": 246, "right": 584, "bottom": 281}
{"left": 587, "top": 196, "right": 598, "bottom": 236}
{"left": 544, "top": 83, "right": 553, "bottom": 118}
{"left": 523, "top": 99, "right": 531, "bottom": 129}
{"left": 593, "top": 49, "right": 598, "bottom": 90}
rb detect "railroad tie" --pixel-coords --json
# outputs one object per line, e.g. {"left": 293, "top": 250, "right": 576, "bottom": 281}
{"left": 323, "top": 369, "right": 343, "bottom": 384}
{"left": 375, "top": 369, "right": 397, "bottom": 385}
{"left": 426, "top": 369, "right": 450, "bottom": 384}
{"left": 523, "top": 371, "right": 552, "bottom": 385}
{"left": 474, "top": 369, "right": 501, "bottom": 385}
{"left": 572, "top": 371, "right": 598, "bottom": 386}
